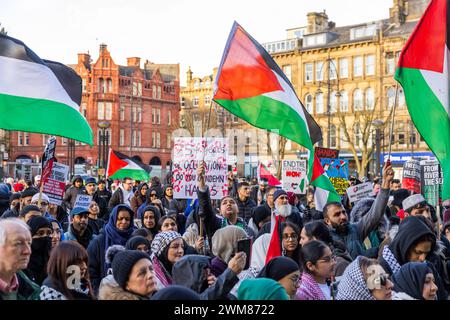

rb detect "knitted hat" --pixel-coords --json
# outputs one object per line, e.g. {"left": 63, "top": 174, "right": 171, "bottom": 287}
{"left": 84, "top": 177, "right": 97, "bottom": 185}
{"left": 402, "top": 194, "right": 426, "bottom": 212}
{"left": 21, "top": 187, "right": 39, "bottom": 198}
{"left": 31, "top": 192, "right": 50, "bottom": 204}
{"left": 252, "top": 205, "right": 271, "bottom": 226}
{"left": 391, "top": 189, "right": 411, "bottom": 208}
{"left": 272, "top": 189, "right": 288, "bottom": 202}
{"left": 19, "top": 205, "right": 41, "bottom": 218}
{"left": 151, "top": 231, "right": 182, "bottom": 257}
{"left": 112, "top": 250, "right": 151, "bottom": 289}
{"left": 9, "top": 192, "right": 21, "bottom": 204}
{"left": 70, "top": 207, "right": 90, "bottom": 217}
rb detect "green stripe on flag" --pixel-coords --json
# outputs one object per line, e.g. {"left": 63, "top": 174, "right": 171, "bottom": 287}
{"left": 0, "top": 93, "right": 93, "bottom": 145}
{"left": 109, "top": 169, "right": 150, "bottom": 181}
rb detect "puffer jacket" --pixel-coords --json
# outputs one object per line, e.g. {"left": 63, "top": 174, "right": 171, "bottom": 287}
{"left": 98, "top": 274, "right": 149, "bottom": 300}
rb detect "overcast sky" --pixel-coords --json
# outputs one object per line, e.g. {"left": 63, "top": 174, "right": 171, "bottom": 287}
{"left": 2, "top": 0, "right": 393, "bottom": 85}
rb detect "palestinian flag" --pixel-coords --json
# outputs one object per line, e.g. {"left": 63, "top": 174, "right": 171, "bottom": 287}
{"left": 0, "top": 34, "right": 93, "bottom": 145}
{"left": 213, "top": 22, "right": 339, "bottom": 211}
{"left": 312, "top": 154, "right": 341, "bottom": 211}
{"left": 395, "top": 0, "right": 450, "bottom": 200}
{"left": 107, "top": 149, "right": 151, "bottom": 181}
{"left": 258, "top": 163, "right": 281, "bottom": 186}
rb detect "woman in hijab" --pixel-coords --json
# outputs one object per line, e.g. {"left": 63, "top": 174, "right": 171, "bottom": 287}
{"left": 258, "top": 256, "right": 300, "bottom": 299}
{"left": 126, "top": 236, "right": 151, "bottom": 254}
{"left": 136, "top": 205, "right": 161, "bottom": 238}
{"left": 24, "top": 216, "right": 53, "bottom": 286}
{"left": 392, "top": 262, "right": 438, "bottom": 300}
{"left": 87, "top": 204, "right": 136, "bottom": 294}
{"left": 150, "top": 231, "right": 184, "bottom": 290}
{"left": 237, "top": 278, "right": 289, "bottom": 300}
{"left": 130, "top": 182, "right": 148, "bottom": 215}
{"left": 250, "top": 233, "right": 271, "bottom": 272}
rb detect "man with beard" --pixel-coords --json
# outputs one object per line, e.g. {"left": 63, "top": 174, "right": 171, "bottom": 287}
{"left": 64, "top": 207, "right": 96, "bottom": 249}
{"left": 322, "top": 162, "right": 394, "bottom": 260}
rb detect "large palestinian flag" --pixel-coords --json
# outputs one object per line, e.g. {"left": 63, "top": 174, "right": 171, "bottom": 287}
{"left": 0, "top": 34, "right": 93, "bottom": 145}
{"left": 395, "top": 0, "right": 450, "bottom": 200}
{"left": 107, "top": 149, "right": 151, "bottom": 181}
{"left": 213, "top": 22, "right": 340, "bottom": 212}
{"left": 258, "top": 163, "right": 281, "bottom": 186}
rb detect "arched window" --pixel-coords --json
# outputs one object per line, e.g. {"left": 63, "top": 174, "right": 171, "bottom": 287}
{"left": 107, "top": 78, "right": 113, "bottom": 93}
{"left": 353, "top": 89, "right": 363, "bottom": 111}
{"left": 365, "top": 88, "right": 374, "bottom": 110}
{"left": 339, "top": 91, "right": 348, "bottom": 112}
{"left": 149, "top": 157, "right": 161, "bottom": 166}
{"left": 387, "top": 87, "right": 395, "bottom": 109}
{"left": 98, "top": 78, "right": 104, "bottom": 93}
{"left": 398, "top": 88, "right": 406, "bottom": 107}
{"left": 316, "top": 93, "right": 324, "bottom": 114}
{"left": 305, "top": 94, "right": 313, "bottom": 113}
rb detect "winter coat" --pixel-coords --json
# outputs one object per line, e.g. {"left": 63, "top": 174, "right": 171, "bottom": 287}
{"left": 98, "top": 274, "right": 148, "bottom": 300}
{"left": 88, "top": 218, "right": 105, "bottom": 236}
{"left": 96, "top": 189, "right": 112, "bottom": 205}
{"left": 108, "top": 188, "right": 124, "bottom": 212}
{"left": 331, "top": 188, "right": 390, "bottom": 259}
{"left": 64, "top": 224, "right": 96, "bottom": 249}
{"left": 0, "top": 271, "right": 41, "bottom": 300}
{"left": 0, "top": 183, "right": 11, "bottom": 216}
{"left": 235, "top": 196, "right": 257, "bottom": 223}
{"left": 62, "top": 176, "right": 84, "bottom": 211}
{"left": 40, "top": 276, "right": 94, "bottom": 300}
{"left": 172, "top": 255, "right": 239, "bottom": 300}
{"left": 161, "top": 197, "right": 184, "bottom": 214}
{"left": 130, "top": 183, "right": 148, "bottom": 215}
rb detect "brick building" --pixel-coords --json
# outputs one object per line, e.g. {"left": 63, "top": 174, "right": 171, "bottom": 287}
{"left": 7, "top": 44, "right": 180, "bottom": 180}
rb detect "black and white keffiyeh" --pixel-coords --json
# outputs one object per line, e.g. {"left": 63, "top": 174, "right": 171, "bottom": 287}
{"left": 382, "top": 246, "right": 401, "bottom": 274}
{"left": 151, "top": 231, "right": 182, "bottom": 257}
{"left": 336, "top": 256, "right": 375, "bottom": 300}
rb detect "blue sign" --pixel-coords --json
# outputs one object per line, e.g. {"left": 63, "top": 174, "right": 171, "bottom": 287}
{"left": 381, "top": 152, "right": 435, "bottom": 165}
{"left": 320, "top": 158, "right": 349, "bottom": 179}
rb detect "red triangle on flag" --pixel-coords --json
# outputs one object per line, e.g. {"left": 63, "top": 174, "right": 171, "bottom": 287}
{"left": 107, "top": 149, "right": 128, "bottom": 177}
{"left": 259, "top": 163, "right": 281, "bottom": 186}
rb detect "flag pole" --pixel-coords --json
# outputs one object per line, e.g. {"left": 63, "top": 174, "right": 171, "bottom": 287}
{"left": 387, "top": 83, "right": 400, "bottom": 161}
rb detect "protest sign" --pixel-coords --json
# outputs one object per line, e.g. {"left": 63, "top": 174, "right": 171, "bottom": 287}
{"left": 74, "top": 194, "right": 93, "bottom": 210}
{"left": 40, "top": 136, "right": 57, "bottom": 186}
{"left": 281, "top": 160, "right": 307, "bottom": 194}
{"left": 402, "top": 159, "right": 421, "bottom": 194}
{"left": 420, "top": 160, "right": 443, "bottom": 206}
{"left": 321, "top": 158, "right": 349, "bottom": 195}
{"left": 172, "top": 137, "right": 228, "bottom": 199}
{"left": 315, "top": 147, "right": 339, "bottom": 159}
{"left": 346, "top": 182, "right": 374, "bottom": 203}
{"left": 42, "top": 162, "right": 69, "bottom": 205}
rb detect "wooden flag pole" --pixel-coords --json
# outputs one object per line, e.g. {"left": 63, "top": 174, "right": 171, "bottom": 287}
{"left": 387, "top": 83, "right": 400, "bottom": 160}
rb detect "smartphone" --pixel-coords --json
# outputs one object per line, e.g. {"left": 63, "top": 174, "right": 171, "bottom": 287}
{"left": 237, "top": 238, "right": 252, "bottom": 270}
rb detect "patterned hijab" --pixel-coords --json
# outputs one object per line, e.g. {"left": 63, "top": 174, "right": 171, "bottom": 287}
{"left": 336, "top": 256, "right": 375, "bottom": 300}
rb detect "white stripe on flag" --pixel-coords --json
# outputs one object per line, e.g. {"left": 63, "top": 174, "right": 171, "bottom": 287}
{"left": 314, "top": 188, "right": 329, "bottom": 212}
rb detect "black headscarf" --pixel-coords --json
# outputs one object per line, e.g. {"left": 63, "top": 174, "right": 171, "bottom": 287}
{"left": 26, "top": 216, "right": 53, "bottom": 285}
{"left": 388, "top": 216, "right": 436, "bottom": 265}
{"left": 137, "top": 205, "right": 161, "bottom": 237}
{"left": 125, "top": 236, "right": 151, "bottom": 251}
{"left": 392, "top": 262, "right": 433, "bottom": 300}
{"left": 257, "top": 256, "right": 299, "bottom": 281}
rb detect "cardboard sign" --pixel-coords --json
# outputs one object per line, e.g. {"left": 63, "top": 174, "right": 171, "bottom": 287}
{"left": 172, "top": 137, "right": 228, "bottom": 199}
{"left": 420, "top": 160, "right": 443, "bottom": 206}
{"left": 74, "top": 194, "right": 92, "bottom": 210}
{"left": 346, "top": 182, "right": 374, "bottom": 203}
{"left": 42, "top": 162, "right": 69, "bottom": 205}
{"left": 402, "top": 159, "right": 421, "bottom": 194}
{"left": 281, "top": 160, "right": 307, "bottom": 194}
{"left": 315, "top": 147, "right": 340, "bottom": 159}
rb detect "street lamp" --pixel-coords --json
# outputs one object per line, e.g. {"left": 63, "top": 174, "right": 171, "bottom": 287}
{"left": 372, "top": 119, "right": 384, "bottom": 177}
{"left": 98, "top": 121, "right": 111, "bottom": 174}
{"left": 318, "top": 53, "right": 340, "bottom": 148}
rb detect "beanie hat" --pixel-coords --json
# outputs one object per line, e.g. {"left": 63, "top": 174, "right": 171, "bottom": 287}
{"left": 112, "top": 250, "right": 151, "bottom": 289}
{"left": 70, "top": 207, "right": 90, "bottom": 217}
{"left": 272, "top": 189, "right": 288, "bottom": 202}
{"left": 84, "top": 177, "right": 97, "bottom": 185}
{"left": 105, "top": 245, "right": 126, "bottom": 265}
{"left": 31, "top": 192, "right": 50, "bottom": 204}
{"left": 402, "top": 194, "right": 426, "bottom": 212}
{"left": 151, "top": 231, "right": 182, "bottom": 257}
{"left": 27, "top": 215, "right": 53, "bottom": 236}
{"left": 9, "top": 192, "right": 21, "bottom": 204}
{"left": 252, "top": 205, "right": 271, "bottom": 226}
{"left": 391, "top": 189, "right": 411, "bottom": 208}
{"left": 443, "top": 208, "right": 450, "bottom": 231}
{"left": 19, "top": 205, "right": 41, "bottom": 217}
{"left": 20, "top": 187, "right": 39, "bottom": 198}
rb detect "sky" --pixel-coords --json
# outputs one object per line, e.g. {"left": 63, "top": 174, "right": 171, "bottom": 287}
{"left": 1, "top": 0, "right": 393, "bottom": 86}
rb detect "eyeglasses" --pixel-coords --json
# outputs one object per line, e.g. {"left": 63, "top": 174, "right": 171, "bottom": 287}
{"left": 282, "top": 234, "right": 298, "bottom": 241}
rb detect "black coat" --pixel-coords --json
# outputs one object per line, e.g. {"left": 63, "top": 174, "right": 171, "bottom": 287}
{"left": 87, "top": 232, "right": 107, "bottom": 295}
{"left": 234, "top": 196, "right": 257, "bottom": 223}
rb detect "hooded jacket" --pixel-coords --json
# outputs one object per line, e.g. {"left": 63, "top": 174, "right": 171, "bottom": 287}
{"left": 234, "top": 195, "right": 257, "bottom": 224}
{"left": 98, "top": 274, "right": 147, "bottom": 300}
{"left": 63, "top": 175, "right": 84, "bottom": 211}
{"left": 130, "top": 183, "right": 148, "bottom": 215}
{"left": 172, "top": 255, "right": 239, "bottom": 300}
{"left": 161, "top": 185, "right": 184, "bottom": 214}
{"left": 0, "top": 271, "right": 41, "bottom": 301}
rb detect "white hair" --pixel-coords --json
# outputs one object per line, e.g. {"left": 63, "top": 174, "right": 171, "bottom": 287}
{"left": 0, "top": 218, "right": 31, "bottom": 246}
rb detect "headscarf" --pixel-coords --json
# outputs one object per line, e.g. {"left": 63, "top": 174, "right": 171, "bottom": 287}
{"left": 172, "top": 255, "right": 210, "bottom": 293}
{"left": 250, "top": 233, "right": 271, "bottom": 271}
{"left": 336, "top": 256, "right": 375, "bottom": 300}
{"left": 151, "top": 231, "right": 182, "bottom": 257}
{"left": 135, "top": 182, "right": 149, "bottom": 201}
{"left": 137, "top": 205, "right": 161, "bottom": 236}
{"left": 151, "top": 231, "right": 182, "bottom": 287}
{"left": 26, "top": 216, "right": 53, "bottom": 285}
{"left": 237, "top": 278, "right": 289, "bottom": 300}
{"left": 150, "top": 285, "right": 201, "bottom": 300}
{"left": 125, "top": 236, "right": 151, "bottom": 251}
{"left": 104, "top": 205, "right": 136, "bottom": 251}
{"left": 212, "top": 225, "right": 248, "bottom": 263}
{"left": 392, "top": 262, "right": 433, "bottom": 300}
{"left": 257, "top": 256, "right": 299, "bottom": 281}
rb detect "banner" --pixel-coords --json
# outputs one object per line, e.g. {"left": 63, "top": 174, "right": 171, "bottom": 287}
{"left": 42, "top": 162, "right": 69, "bottom": 205}
{"left": 172, "top": 137, "right": 228, "bottom": 199}
{"left": 74, "top": 194, "right": 92, "bottom": 210}
{"left": 320, "top": 158, "right": 349, "bottom": 195}
{"left": 315, "top": 147, "right": 339, "bottom": 159}
{"left": 402, "top": 159, "right": 421, "bottom": 194}
{"left": 281, "top": 160, "right": 307, "bottom": 194}
{"left": 346, "top": 182, "right": 374, "bottom": 203}
{"left": 420, "top": 160, "right": 443, "bottom": 206}
{"left": 40, "top": 136, "right": 57, "bottom": 186}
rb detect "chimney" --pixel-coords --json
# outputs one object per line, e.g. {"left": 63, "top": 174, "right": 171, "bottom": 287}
{"left": 99, "top": 43, "right": 108, "bottom": 53}
{"left": 127, "top": 57, "right": 141, "bottom": 68}
{"left": 307, "top": 11, "right": 329, "bottom": 34}
{"left": 186, "top": 67, "right": 193, "bottom": 85}
{"left": 77, "top": 53, "right": 90, "bottom": 66}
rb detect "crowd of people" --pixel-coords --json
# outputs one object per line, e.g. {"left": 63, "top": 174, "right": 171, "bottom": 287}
{"left": 0, "top": 160, "right": 449, "bottom": 301}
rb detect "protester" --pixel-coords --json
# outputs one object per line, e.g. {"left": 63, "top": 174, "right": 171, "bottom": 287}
{"left": 250, "top": 233, "right": 271, "bottom": 272}
{"left": 150, "top": 285, "right": 201, "bottom": 300}
{"left": 40, "top": 241, "right": 95, "bottom": 300}
{"left": 87, "top": 200, "right": 105, "bottom": 235}
{"left": 108, "top": 177, "right": 134, "bottom": 211}
{"left": 131, "top": 228, "right": 153, "bottom": 242}
{"left": 392, "top": 262, "right": 438, "bottom": 300}
{"left": 130, "top": 182, "right": 148, "bottom": 215}
{"left": 30, "top": 192, "right": 51, "bottom": 216}
{"left": 6, "top": 187, "right": 38, "bottom": 217}
{"left": 336, "top": 256, "right": 394, "bottom": 300}
{"left": 389, "top": 188, "right": 410, "bottom": 216}
{"left": 0, "top": 218, "right": 40, "bottom": 300}
{"left": 125, "top": 236, "right": 151, "bottom": 254}
{"left": 19, "top": 205, "right": 42, "bottom": 223}
{"left": 279, "top": 221, "right": 301, "bottom": 264}
{"left": 237, "top": 278, "right": 289, "bottom": 300}
{"left": 49, "top": 218, "right": 63, "bottom": 249}
{"left": 161, "top": 185, "right": 184, "bottom": 214}
{"left": 390, "top": 179, "right": 401, "bottom": 192}
{"left": 247, "top": 205, "right": 271, "bottom": 235}
{"left": 136, "top": 205, "right": 161, "bottom": 239}
{"left": 234, "top": 181, "right": 257, "bottom": 223}
{"left": 0, "top": 192, "right": 21, "bottom": 218}
{"left": 150, "top": 231, "right": 184, "bottom": 290}
{"left": 63, "top": 176, "right": 84, "bottom": 211}
{"left": 258, "top": 256, "right": 300, "bottom": 299}
{"left": 0, "top": 183, "right": 11, "bottom": 215}
{"left": 64, "top": 207, "right": 95, "bottom": 249}
{"left": 96, "top": 180, "right": 112, "bottom": 205}
{"left": 250, "top": 178, "right": 268, "bottom": 205}
{"left": 402, "top": 194, "right": 431, "bottom": 220}
{"left": 149, "top": 176, "right": 164, "bottom": 199}
{"left": 83, "top": 177, "right": 108, "bottom": 221}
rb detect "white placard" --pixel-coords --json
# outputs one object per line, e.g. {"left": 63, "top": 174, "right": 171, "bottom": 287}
{"left": 346, "top": 182, "right": 374, "bottom": 203}
{"left": 281, "top": 160, "right": 307, "bottom": 194}
{"left": 74, "top": 194, "right": 92, "bottom": 210}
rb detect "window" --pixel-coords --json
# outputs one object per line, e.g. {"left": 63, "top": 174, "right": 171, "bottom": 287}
{"left": 398, "top": 123, "right": 406, "bottom": 146}
{"left": 120, "top": 129, "right": 124, "bottom": 146}
{"left": 18, "top": 132, "right": 23, "bottom": 146}
{"left": 132, "top": 130, "right": 136, "bottom": 147}
{"left": 354, "top": 123, "right": 362, "bottom": 147}
{"left": 232, "top": 115, "right": 239, "bottom": 123}
{"left": 137, "top": 131, "right": 141, "bottom": 147}
{"left": 102, "top": 58, "right": 109, "bottom": 68}
{"left": 305, "top": 94, "right": 313, "bottom": 113}
{"left": 194, "top": 80, "right": 199, "bottom": 89}
{"left": 205, "top": 79, "right": 211, "bottom": 88}
{"left": 387, "top": 87, "right": 396, "bottom": 109}
{"left": 168, "top": 111, "right": 171, "bottom": 126}
{"left": 305, "top": 63, "right": 313, "bottom": 82}
{"left": 156, "top": 109, "right": 161, "bottom": 124}
{"left": 24, "top": 132, "right": 29, "bottom": 146}
{"left": 329, "top": 124, "right": 337, "bottom": 148}
{"left": 365, "top": 55, "right": 375, "bottom": 76}
{"left": 340, "top": 91, "right": 348, "bottom": 112}
{"left": 152, "top": 132, "right": 161, "bottom": 148}
{"left": 304, "top": 34, "right": 326, "bottom": 47}
{"left": 167, "top": 132, "right": 171, "bottom": 148}
{"left": 61, "top": 137, "right": 67, "bottom": 145}
{"left": 409, "top": 122, "right": 416, "bottom": 146}
{"left": 152, "top": 109, "right": 156, "bottom": 124}
{"left": 350, "top": 24, "right": 377, "bottom": 40}
{"left": 181, "top": 97, "right": 185, "bottom": 108}
{"left": 330, "top": 91, "right": 338, "bottom": 113}
{"left": 152, "top": 85, "right": 157, "bottom": 99}
{"left": 339, "top": 58, "right": 348, "bottom": 79}
{"left": 80, "top": 103, "right": 87, "bottom": 118}
{"left": 399, "top": 88, "right": 406, "bottom": 107}
{"left": 97, "top": 102, "right": 105, "bottom": 120}
{"left": 105, "top": 102, "right": 112, "bottom": 120}
{"left": 353, "top": 56, "right": 363, "bottom": 77}
{"left": 42, "top": 134, "right": 49, "bottom": 146}
{"left": 353, "top": 89, "right": 363, "bottom": 111}
{"left": 283, "top": 65, "right": 292, "bottom": 82}
{"left": 157, "top": 86, "right": 162, "bottom": 99}
{"left": 386, "top": 52, "right": 395, "bottom": 75}
{"left": 120, "top": 105, "right": 125, "bottom": 121}
{"left": 98, "top": 78, "right": 104, "bottom": 93}
{"left": 316, "top": 61, "right": 324, "bottom": 81}
{"left": 133, "top": 82, "right": 142, "bottom": 97}
{"left": 107, "top": 79, "right": 113, "bottom": 93}
{"left": 193, "top": 96, "right": 199, "bottom": 107}
{"left": 82, "top": 78, "right": 87, "bottom": 93}
{"left": 204, "top": 95, "right": 211, "bottom": 106}
{"left": 137, "top": 107, "right": 142, "bottom": 123}
{"left": 365, "top": 88, "right": 375, "bottom": 110}
{"left": 316, "top": 93, "right": 324, "bottom": 114}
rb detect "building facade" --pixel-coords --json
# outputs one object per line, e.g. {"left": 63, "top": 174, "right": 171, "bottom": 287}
{"left": 7, "top": 44, "right": 180, "bottom": 180}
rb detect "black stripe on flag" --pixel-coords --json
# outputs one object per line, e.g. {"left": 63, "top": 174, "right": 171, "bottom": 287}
{"left": 44, "top": 60, "right": 82, "bottom": 106}
{"left": 0, "top": 34, "right": 45, "bottom": 65}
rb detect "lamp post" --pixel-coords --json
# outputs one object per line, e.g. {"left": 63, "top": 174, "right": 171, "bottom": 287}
{"left": 67, "top": 139, "right": 75, "bottom": 178}
{"left": 98, "top": 121, "right": 111, "bottom": 175}
{"left": 372, "top": 119, "right": 384, "bottom": 178}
